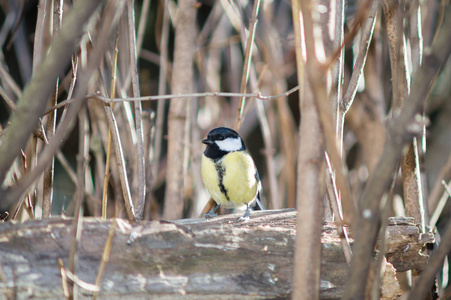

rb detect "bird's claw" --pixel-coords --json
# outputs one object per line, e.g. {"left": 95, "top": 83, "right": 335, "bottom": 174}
{"left": 203, "top": 211, "right": 218, "bottom": 219}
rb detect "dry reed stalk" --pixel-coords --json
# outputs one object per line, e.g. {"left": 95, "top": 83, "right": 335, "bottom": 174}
{"left": 234, "top": 0, "right": 261, "bottom": 130}
{"left": 291, "top": 0, "right": 324, "bottom": 298}
{"left": 163, "top": 0, "right": 197, "bottom": 220}
{"left": 43, "top": 0, "right": 64, "bottom": 218}
{"left": 127, "top": 0, "right": 146, "bottom": 220}
{"left": 102, "top": 33, "right": 120, "bottom": 219}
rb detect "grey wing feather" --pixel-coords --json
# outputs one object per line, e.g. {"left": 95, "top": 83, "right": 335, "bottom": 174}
{"left": 252, "top": 170, "right": 265, "bottom": 211}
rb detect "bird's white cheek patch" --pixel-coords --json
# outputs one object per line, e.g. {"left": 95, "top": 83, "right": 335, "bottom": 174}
{"left": 216, "top": 137, "right": 242, "bottom": 152}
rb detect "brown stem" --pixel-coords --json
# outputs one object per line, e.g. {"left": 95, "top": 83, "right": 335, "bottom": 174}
{"left": 127, "top": 0, "right": 146, "bottom": 220}
{"left": 234, "top": 0, "right": 262, "bottom": 130}
{"left": 102, "top": 32, "right": 120, "bottom": 219}
{"left": 292, "top": 0, "right": 326, "bottom": 297}
{"left": 42, "top": 0, "right": 64, "bottom": 218}
{"left": 163, "top": 0, "right": 197, "bottom": 220}
{"left": 339, "top": 0, "right": 379, "bottom": 115}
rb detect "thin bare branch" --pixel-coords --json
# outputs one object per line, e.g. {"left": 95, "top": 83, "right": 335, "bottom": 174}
{"left": 339, "top": 0, "right": 379, "bottom": 114}
{"left": 0, "top": 84, "right": 16, "bottom": 110}
{"left": 57, "top": 259, "right": 70, "bottom": 298}
{"left": 45, "top": 86, "right": 301, "bottom": 113}
{"left": 43, "top": 0, "right": 64, "bottom": 218}
{"left": 325, "top": 153, "right": 352, "bottom": 265}
{"left": 430, "top": 180, "right": 451, "bottom": 230}
{"left": 324, "top": 0, "right": 374, "bottom": 70}
{"left": 67, "top": 106, "right": 89, "bottom": 297}
{"left": 330, "top": 0, "right": 345, "bottom": 158}
{"left": 409, "top": 0, "right": 423, "bottom": 73}
{"left": 428, "top": 151, "right": 451, "bottom": 216}
{"left": 136, "top": 0, "right": 150, "bottom": 57}
{"left": 234, "top": 0, "right": 262, "bottom": 130}
{"left": 102, "top": 32, "right": 120, "bottom": 219}
{"left": 103, "top": 102, "right": 136, "bottom": 222}
{"left": 32, "top": 0, "right": 48, "bottom": 72}
{"left": 382, "top": 0, "right": 409, "bottom": 110}
{"left": 0, "top": 55, "right": 23, "bottom": 99}
{"left": 402, "top": 139, "right": 425, "bottom": 231}
{"left": 92, "top": 219, "right": 117, "bottom": 300}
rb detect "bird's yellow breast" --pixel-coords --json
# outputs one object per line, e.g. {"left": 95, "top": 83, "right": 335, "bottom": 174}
{"left": 201, "top": 151, "right": 258, "bottom": 208}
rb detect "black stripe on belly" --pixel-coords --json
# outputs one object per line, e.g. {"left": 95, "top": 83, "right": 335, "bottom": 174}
{"left": 215, "top": 163, "right": 229, "bottom": 201}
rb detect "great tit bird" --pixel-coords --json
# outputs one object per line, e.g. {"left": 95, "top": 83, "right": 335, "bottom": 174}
{"left": 201, "top": 127, "right": 265, "bottom": 220}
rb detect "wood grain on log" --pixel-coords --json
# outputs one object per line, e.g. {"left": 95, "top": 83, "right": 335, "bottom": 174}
{"left": 0, "top": 209, "right": 433, "bottom": 299}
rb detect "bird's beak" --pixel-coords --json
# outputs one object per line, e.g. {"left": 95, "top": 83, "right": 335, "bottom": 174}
{"left": 202, "top": 139, "right": 213, "bottom": 145}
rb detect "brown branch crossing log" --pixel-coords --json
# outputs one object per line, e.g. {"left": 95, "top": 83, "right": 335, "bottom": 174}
{"left": 0, "top": 209, "right": 433, "bottom": 299}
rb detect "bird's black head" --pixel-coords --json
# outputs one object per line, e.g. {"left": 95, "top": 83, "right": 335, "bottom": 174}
{"left": 202, "top": 127, "right": 246, "bottom": 160}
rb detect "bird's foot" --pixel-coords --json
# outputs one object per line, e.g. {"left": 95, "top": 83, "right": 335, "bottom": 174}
{"left": 203, "top": 211, "right": 218, "bottom": 219}
{"left": 203, "top": 205, "right": 221, "bottom": 219}
{"left": 237, "top": 208, "right": 250, "bottom": 222}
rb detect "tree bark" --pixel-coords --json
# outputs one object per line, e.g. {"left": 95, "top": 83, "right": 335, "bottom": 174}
{"left": 0, "top": 210, "right": 433, "bottom": 299}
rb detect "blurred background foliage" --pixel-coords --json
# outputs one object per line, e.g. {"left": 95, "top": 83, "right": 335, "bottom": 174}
{"left": 0, "top": 0, "right": 450, "bottom": 231}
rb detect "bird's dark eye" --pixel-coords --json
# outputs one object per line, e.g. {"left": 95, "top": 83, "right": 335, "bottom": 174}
{"left": 217, "top": 136, "right": 225, "bottom": 141}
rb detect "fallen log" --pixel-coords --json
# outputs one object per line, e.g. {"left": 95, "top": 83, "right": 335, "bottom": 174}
{"left": 0, "top": 209, "right": 434, "bottom": 299}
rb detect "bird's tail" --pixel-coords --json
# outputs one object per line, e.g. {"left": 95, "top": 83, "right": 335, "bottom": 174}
{"left": 251, "top": 192, "right": 265, "bottom": 211}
